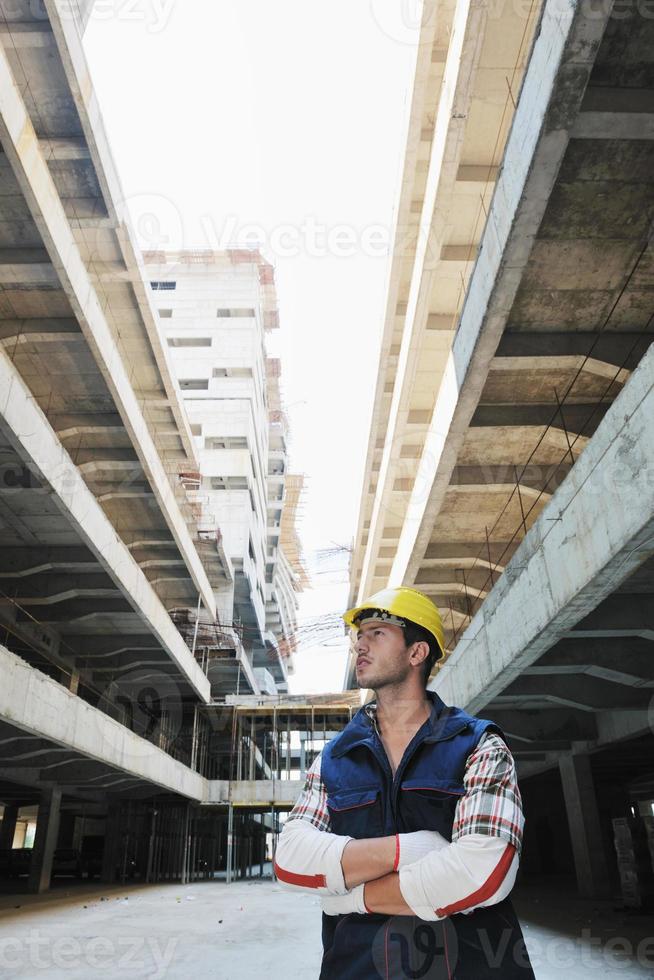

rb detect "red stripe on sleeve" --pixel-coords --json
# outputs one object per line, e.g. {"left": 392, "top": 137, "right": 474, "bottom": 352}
{"left": 273, "top": 861, "right": 326, "bottom": 889}
{"left": 435, "top": 843, "right": 515, "bottom": 917}
{"left": 393, "top": 834, "right": 400, "bottom": 872}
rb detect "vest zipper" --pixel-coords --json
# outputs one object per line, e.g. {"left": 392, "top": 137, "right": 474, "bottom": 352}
{"left": 362, "top": 734, "right": 393, "bottom": 832}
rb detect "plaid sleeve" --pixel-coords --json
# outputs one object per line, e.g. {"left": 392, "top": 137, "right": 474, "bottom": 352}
{"left": 286, "top": 752, "right": 331, "bottom": 832}
{"left": 451, "top": 732, "right": 524, "bottom": 854}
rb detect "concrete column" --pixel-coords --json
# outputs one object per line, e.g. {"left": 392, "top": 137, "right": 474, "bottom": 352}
{"left": 101, "top": 802, "right": 121, "bottom": 884}
{"left": 68, "top": 669, "right": 80, "bottom": 695}
{"left": 226, "top": 804, "right": 234, "bottom": 884}
{"left": 559, "top": 753, "right": 611, "bottom": 898}
{"left": 27, "top": 788, "right": 62, "bottom": 894}
{"left": 0, "top": 804, "right": 19, "bottom": 849}
{"left": 299, "top": 735, "right": 306, "bottom": 777}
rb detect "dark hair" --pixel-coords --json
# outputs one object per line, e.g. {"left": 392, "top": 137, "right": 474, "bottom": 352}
{"left": 401, "top": 621, "right": 441, "bottom": 685}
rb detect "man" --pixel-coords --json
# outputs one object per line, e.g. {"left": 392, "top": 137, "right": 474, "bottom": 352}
{"left": 275, "top": 586, "right": 535, "bottom": 979}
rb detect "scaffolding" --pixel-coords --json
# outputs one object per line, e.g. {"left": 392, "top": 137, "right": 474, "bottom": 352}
{"left": 98, "top": 695, "right": 359, "bottom": 886}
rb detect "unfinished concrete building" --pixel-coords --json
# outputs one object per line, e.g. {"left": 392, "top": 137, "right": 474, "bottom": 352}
{"left": 142, "top": 249, "right": 303, "bottom": 696}
{"left": 0, "top": 2, "right": 325, "bottom": 895}
{"left": 349, "top": 0, "right": 654, "bottom": 906}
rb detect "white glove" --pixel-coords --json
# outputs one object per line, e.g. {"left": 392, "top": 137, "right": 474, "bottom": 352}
{"left": 321, "top": 883, "right": 368, "bottom": 916}
{"left": 395, "top": 830, "right": 449, "bottom": 870}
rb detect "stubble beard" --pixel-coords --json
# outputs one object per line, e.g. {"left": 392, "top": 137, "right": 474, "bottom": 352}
{"left": 360, "top": 662, "right": 410, "bottom": 693}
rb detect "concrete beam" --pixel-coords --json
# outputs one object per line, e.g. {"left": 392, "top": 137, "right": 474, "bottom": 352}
{"left": 39, "top": 137, "right": 91, "bottom": 161}
{"left": 415, "top": 580, "right": 489, "bottom": 601}
{"left": 431, "top": 342, "right": 654, "bottom": 714}
{"left": 495, "top": 331, "right": 650, "bottom": 369}
{"left": 0, "top": 351, "right": 210, "bottom": 702}
{"left": 470, "top": 403, "right": 609, "bottom": 433}
{"left": 489, "top": 355, "right": 630, "bottom": 386}
{"left": 0, "top": 24, "right": 55, "bottom": 48}
{"left": 3, "top": 571, "right": 118, "bottom": 604}
{"left": 65, "top": 636, "right": 161, "bottom": 657}
{"left": 0, "top": 641, "right": 207, "bottom": 801}
{"left": 500, "top": 674, "right": 646, "bottom": 712}
{"left": 0, "top": 546, "right": 97, "bottom": 576}
{"left": 14, "top": 598, "right": 131, "bottom": 622}
{"left": 485, "top": 707, "right": 597, "bottom": 745}
{"left": 440, "top": 245, "right": 477, "bottom": 262}
{"left": 595, "top": 708, "right": 653, "bottom": 748}
{"left": 205, "top": 779, "right": 303, "bottom": 806}
{"left": 0, "top": 263, "right": 57, "bottom": 285}
{"left": 449, "top": 463, "right": 572, "bottom": 493}
{"left": 0, "top": 318, "right": 81, "bottom": 343}
{"left": 531, "top": 637, "right": 654, "bottom": 688}
{"left": 0, "top": 39, "right": 216, "bottom": 620}
{"left": 415, "top": 564, "right": 491, "bottom": 591}
{"left": 423, "top": 540, "right": 514, "bottom": 566}
{"left": 572, "top": 111, "right": 654, "bottom": 140}
{"left": 569, "top": 594, "right": 654, "bottom": 642}
{"left": 0, "top": 247, "right": 51, "bottom": 264}
{"left": 51, "top": 413, "right": 123, "bottom": 438}
{"left": 456, "top": 165, "right": 499, "bottom": 183}
{"left": 427, "top": 314, "right": 457, "bottom": 330}
{"left": 525, "top": 663, "right": 654, "bottom": 689}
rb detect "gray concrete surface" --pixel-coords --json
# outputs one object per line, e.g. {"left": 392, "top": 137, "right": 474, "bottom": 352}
{"left": 0, "top": 879, "right": 652, "bottom": 979}
{"left": 515, "top": 881, "right": 654, "bottom": 980}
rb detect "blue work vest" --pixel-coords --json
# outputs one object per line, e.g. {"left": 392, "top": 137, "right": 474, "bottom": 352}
{"left": 318, "top": 691, "right": 535, "bottom": 980}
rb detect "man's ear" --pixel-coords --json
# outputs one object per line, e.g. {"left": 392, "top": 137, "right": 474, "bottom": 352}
{"left": 409, "top": 640, "right": 430, "bottom": 668}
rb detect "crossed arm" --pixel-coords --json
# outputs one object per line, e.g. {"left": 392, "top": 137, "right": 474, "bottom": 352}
{"left": 343, "top": 838, "right": 412, "bottom": 913}
{"left": 274, "top": 734, "right": 524, "bottom": 919}
{"left": 341, "top": 834, "right": 396, "bottom": 889}
{"left": 343, "top": 834, "right": 437, "bottom": 913}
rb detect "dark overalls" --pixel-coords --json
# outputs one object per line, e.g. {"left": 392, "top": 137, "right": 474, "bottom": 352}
{"left": 319, "top": 692, "right": 535, "bottom": 979}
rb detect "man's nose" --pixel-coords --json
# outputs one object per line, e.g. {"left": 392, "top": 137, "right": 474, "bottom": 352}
{"left": 355, "top": 634, "right": 369, "bottom": 654}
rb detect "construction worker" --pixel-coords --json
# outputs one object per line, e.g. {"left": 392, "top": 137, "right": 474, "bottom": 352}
{"left": 275, "top": 586, "right": 535, "bottom": 979}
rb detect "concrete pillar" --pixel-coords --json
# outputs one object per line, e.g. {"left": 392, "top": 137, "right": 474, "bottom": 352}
{"left": 0, "top": 804, "right": 19, "bottom": 849}
{"left": 68, "top": 668, "right": 80, "bottom": 695}
{"left": 180, "top": 804, "right": 191, "bottom": 884}
{"left": 226, "top": 803, "right": 234, "bottom": 884}
{"left": 559, "top": 753, "right": 611, "bottom": 898}
{"left": 27, "top": 788, "right": 62, "bottom": 894}
{"left": 101, "top": 801, "right": 121, "bottom": 884}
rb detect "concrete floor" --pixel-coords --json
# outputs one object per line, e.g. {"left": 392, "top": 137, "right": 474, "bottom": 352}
{"left": 515, "top": 881, "right": 654, "bottom": 980}
{"left": 0, "top": 879, "right": 652, "bottom": 978}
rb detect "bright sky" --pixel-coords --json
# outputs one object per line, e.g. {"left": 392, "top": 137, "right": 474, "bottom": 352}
{"left": 83, "top": 1, "right": 419, "bottom": 694}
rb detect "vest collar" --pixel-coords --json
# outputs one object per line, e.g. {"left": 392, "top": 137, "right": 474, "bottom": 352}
{"left": 331, "top": 691, "right": 470, "bottom": 759}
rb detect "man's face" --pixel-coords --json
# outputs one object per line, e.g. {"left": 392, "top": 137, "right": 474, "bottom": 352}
{"left": 353, "top": 621, "right": 413, "bottom": 690}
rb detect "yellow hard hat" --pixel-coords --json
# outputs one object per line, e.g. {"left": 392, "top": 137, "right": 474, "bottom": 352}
{"left": 343, "top": 586, "right": 445, "bottom": 659}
